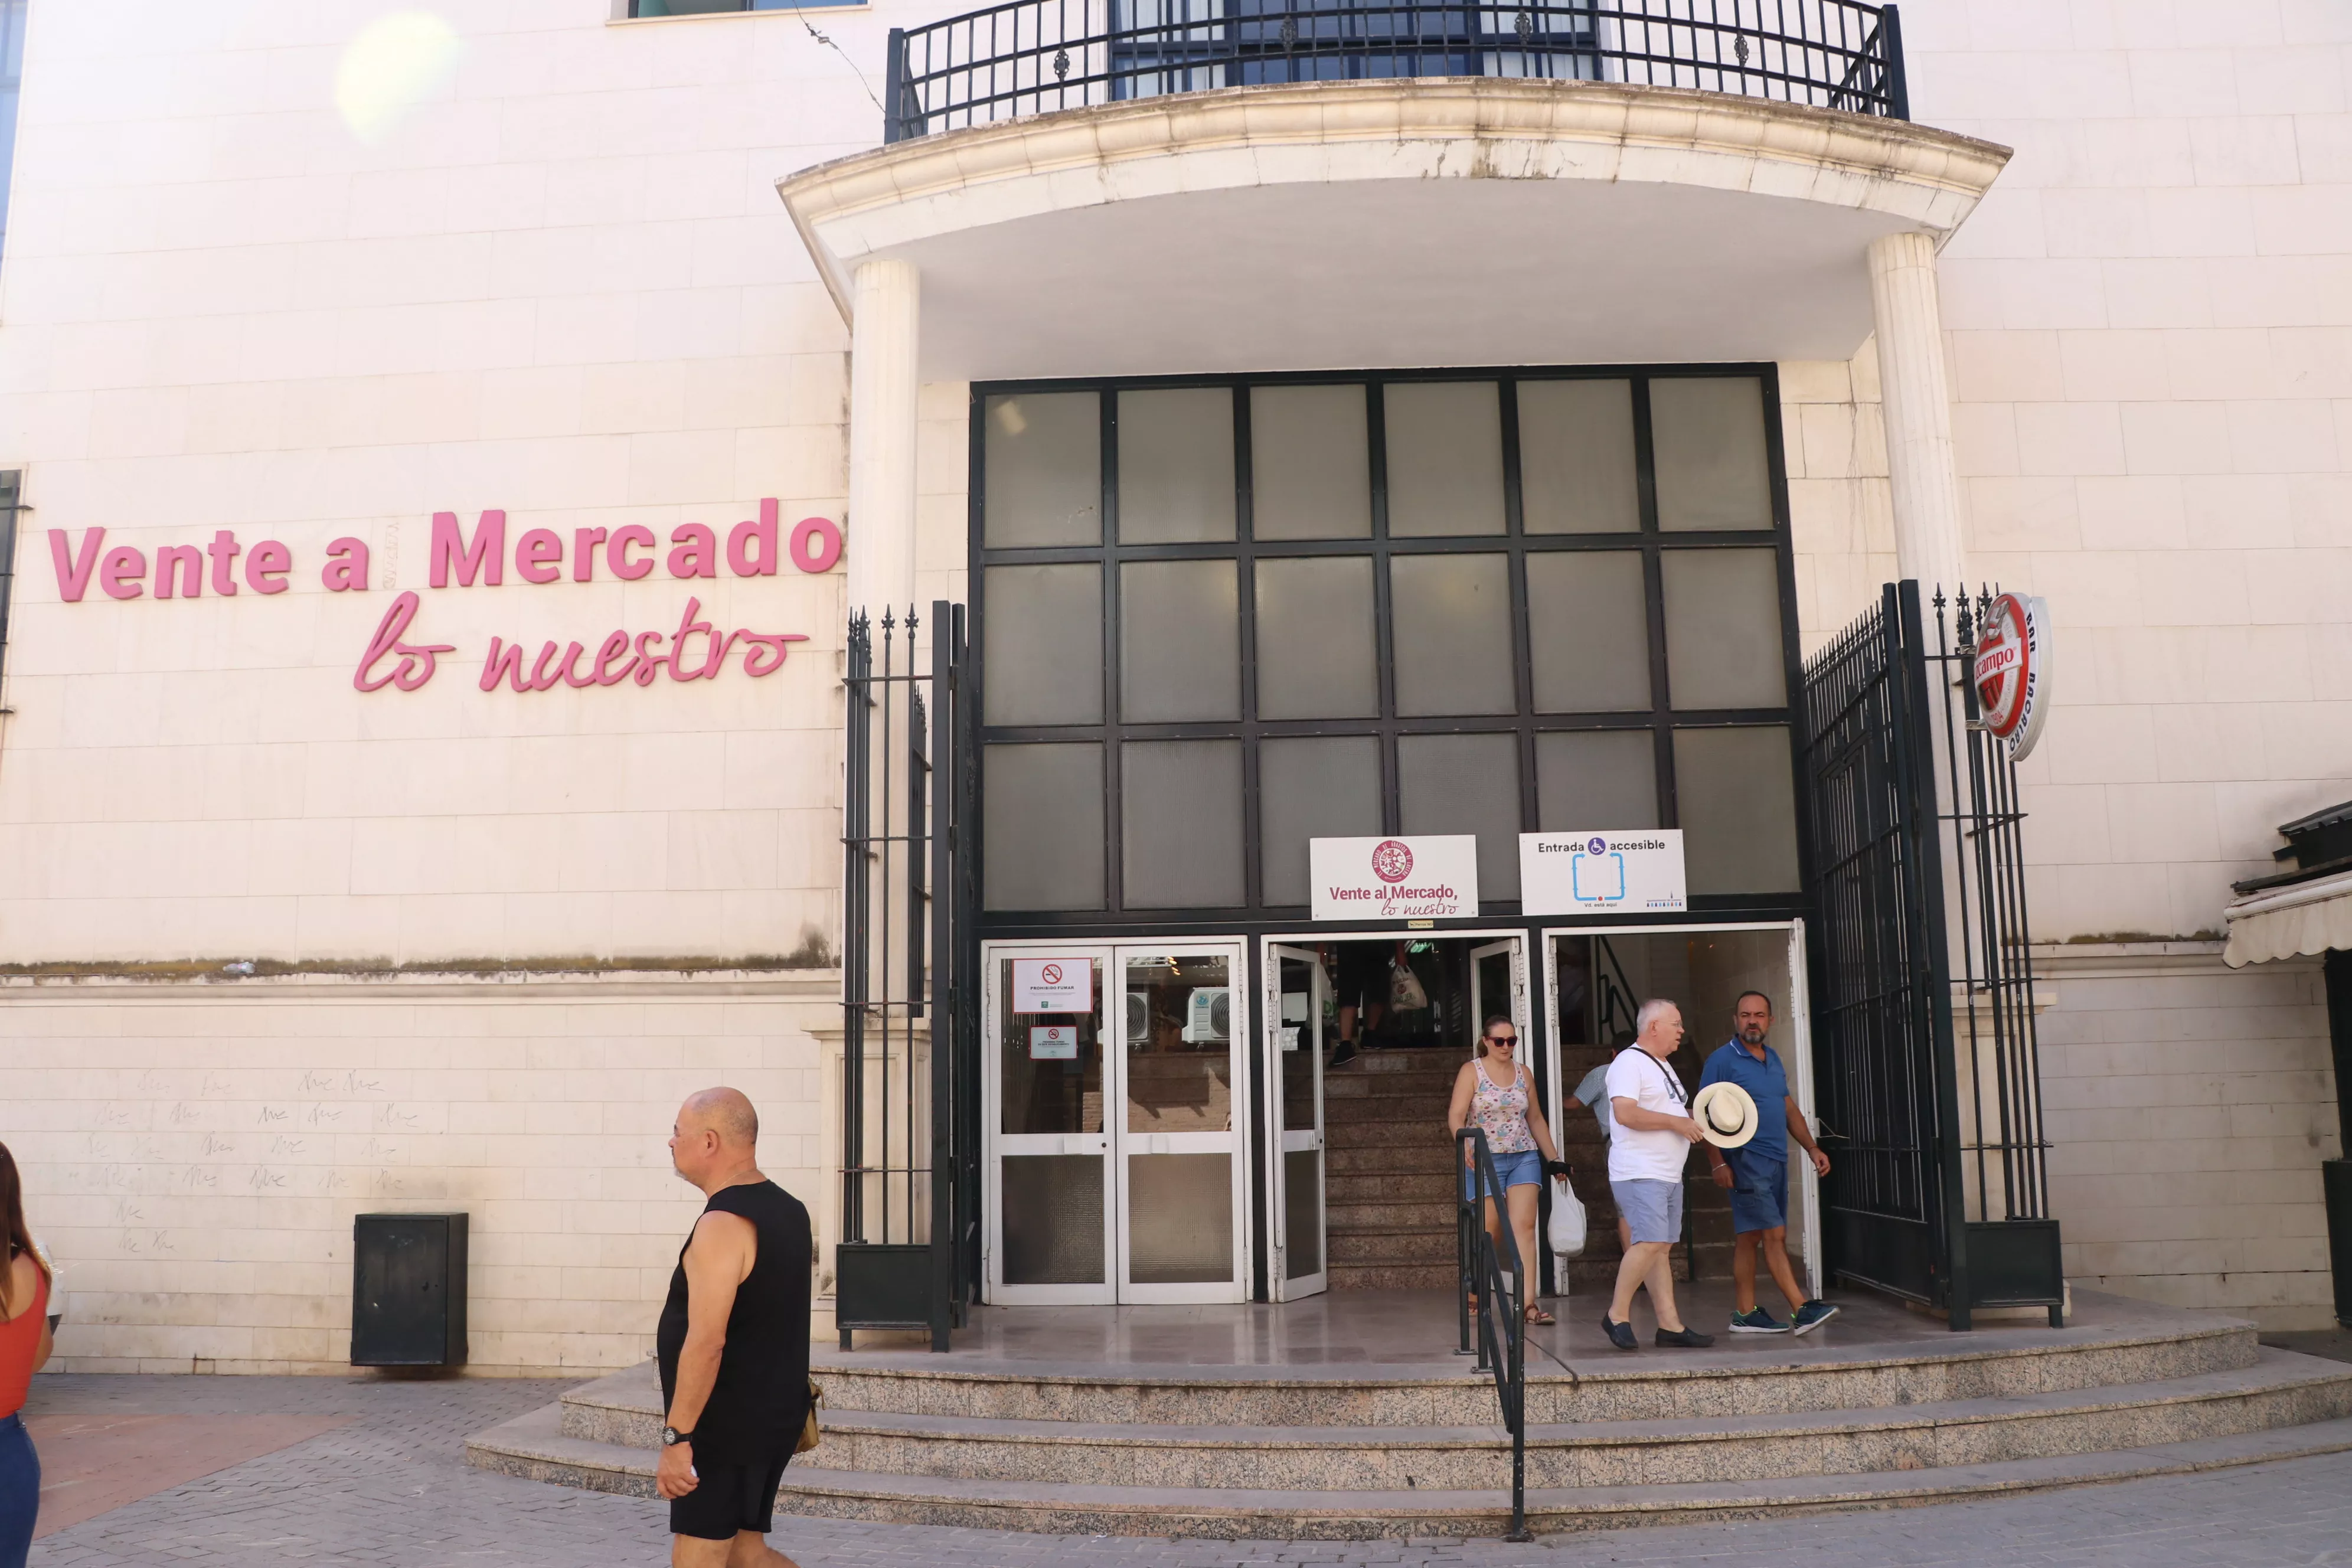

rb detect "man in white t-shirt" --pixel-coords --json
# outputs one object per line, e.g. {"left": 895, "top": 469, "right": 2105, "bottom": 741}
{"left": 1601, "top": 999, "right": 1712, "bottom": 1351}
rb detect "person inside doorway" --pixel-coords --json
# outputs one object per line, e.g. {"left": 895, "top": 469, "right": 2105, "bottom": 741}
{"left": 1564, "top": 1065, "right": 1631, "bottom": 1256}
{"left": 1446, "top": 1015, "right": 1571, "bottom": 1325}
{"left": 1700, "top": 992, "right": 1838, "bottom": 1335}
{"left": 1600, "top": 1000, "right": 1713, "bottom": 1351}
{"left": 1328, "top": 940, "right": 1404, "bottom": 1067}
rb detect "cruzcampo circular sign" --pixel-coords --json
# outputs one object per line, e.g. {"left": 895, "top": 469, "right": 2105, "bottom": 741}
{"left": 1972, "top": 592, "right": 2051, "bottom": 763}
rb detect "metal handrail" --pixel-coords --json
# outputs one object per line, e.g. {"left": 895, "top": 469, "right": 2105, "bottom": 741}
{"left": 1455, "top": 1126, "right": 1531, "bottom": 1542}
{"left": 883, "top": 0, "right": 1908, "bottom": 142}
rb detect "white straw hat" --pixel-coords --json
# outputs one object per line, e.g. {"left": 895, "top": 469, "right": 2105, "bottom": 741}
{"left": 1691, "top": 1082, "right": 1760, "bottom": 1150}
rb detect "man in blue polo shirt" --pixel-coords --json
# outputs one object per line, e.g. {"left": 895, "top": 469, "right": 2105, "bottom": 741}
{"left": 1699, "top": 991, "right": 1838, "bottom": 1335}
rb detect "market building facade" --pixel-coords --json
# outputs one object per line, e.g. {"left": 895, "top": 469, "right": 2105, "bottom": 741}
{"left": 0, "top": 0, "right": 2346, "bottom": 1390}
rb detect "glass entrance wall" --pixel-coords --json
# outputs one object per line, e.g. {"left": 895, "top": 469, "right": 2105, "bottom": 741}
{"left": 974, "top": 368, "right": 1805, "bottom": 922}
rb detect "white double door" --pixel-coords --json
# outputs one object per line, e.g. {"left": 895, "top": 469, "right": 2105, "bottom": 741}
{"left": 984, "top": 940, "right": 1250, "bottom": 1305}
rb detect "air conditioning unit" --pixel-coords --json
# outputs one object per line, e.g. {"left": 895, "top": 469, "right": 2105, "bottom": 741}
{"left": 1180, "top": 988, "right": 1229, "bottom": 1043}
{"left": 1126, "top": 989, "right": 1151, "bottom": 1044}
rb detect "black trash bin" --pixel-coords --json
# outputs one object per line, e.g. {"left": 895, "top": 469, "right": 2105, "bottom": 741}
{"left": 351, "top": 1212, "right": 469, "bottom": 1367}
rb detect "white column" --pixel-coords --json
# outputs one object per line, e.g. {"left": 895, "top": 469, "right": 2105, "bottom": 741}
{"left": 1867, "top": 230, "right": 1966, "bottom": 593}
{"left": 847, "top": 258, "right": 921, "bottom": 615}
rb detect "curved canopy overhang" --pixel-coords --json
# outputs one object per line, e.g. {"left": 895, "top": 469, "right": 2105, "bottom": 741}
{"left": 2223, "top": 868, "right": 2352, "bottom": 968}
{"left": 778, "top": 78, "right": 2010, "bottom": 381}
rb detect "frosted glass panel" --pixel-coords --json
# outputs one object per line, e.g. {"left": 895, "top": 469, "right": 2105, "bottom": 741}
{"left": 1122, "top": 741, "right": 1244, "bottom": 908}
{"left": 1121, "top": 560, "right": 1239, "bottom": 722}
{"left": 1399, "top": 731, "right": 1521, "bottom": 900}
{"left": 1119, "top": 387, "right": 1235, "bottom": 543}
{"left": 984, "top": 564, "right": 1103, "bottom": 724}
{"left": 1536, "top": 730, "right": 1658, "bottom": 829}
{"left": 1252, "top": 385, "right": 1371, "bottom": 540}
{"left": 1277, "top": 953, "right": 1319, "bottom": 1131}
{"left": 1255, "top": 556, "right": 1377, "bottom": 719}
{"left": 1259, "top": 736, "right": 1381, "bottom": 906}
{"left": 1525, "top": 551, "right": 1651, "bottom": 711}
{"left": 1390, "top": 554, "right": 1514, "bottom": 717}
{"left": 1520, "top": 379, "right": 1639, "bottom": 534}
{"left": 1125, "top": 955, "right": 1234, "bottom": 1133}
{"left": 1002, "top": 1155, "right": 1105, "bottom": 1285}
{"left": 1285, "top": 1148, "right": 1322, "bottom": 1279}
{"left": 1384, "top": 381, "right": 1505, "bottom": 538}
{"left": 1673, "top": 726, "right": 1801, "bottom": 894}
{"left": 1000, "top": 955, "right": 1105, "bottom": 1135}
{"left": 985, "top": 392, "right": 1101, "bottom": 547}
{"left": 1126, "top": 1154, "right": 1234, "bottom": 1285}
{"left": 983, "top": 744, "right": 1104, "bottom": 910}
{"left": 1650, "top": 377, "right": 1772, "bottom": 531}
{"left": 1661, "top": 549, "right": 1787, "bottom": 710}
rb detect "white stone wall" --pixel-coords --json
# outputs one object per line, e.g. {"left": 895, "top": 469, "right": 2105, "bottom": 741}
{"left": 2035, "top": 945, "right": 2340, "bottom": 1328}
{"left": 0, "top": 971, "right": 837, "bottom": 1373}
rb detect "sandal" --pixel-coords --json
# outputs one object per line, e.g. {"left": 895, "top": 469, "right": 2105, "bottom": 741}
{"left": 1525, "top": 1305, "right": 1556, "bottom": 1326}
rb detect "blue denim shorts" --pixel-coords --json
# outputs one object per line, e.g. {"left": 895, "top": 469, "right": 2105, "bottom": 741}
{"left": 1463, "top": 1147, "right": 1544, "bottom": 1201}
{"left": 1724, "top": 1146, "right": 1790, "bottom": 1235}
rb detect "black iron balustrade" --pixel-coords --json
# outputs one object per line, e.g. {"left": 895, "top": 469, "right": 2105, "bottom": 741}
{"left": 884, "top": 0, "right": 1905, "bottom": 142}
{"left": 1455, "top": 1126, "right": 1530, "bottom": 1541}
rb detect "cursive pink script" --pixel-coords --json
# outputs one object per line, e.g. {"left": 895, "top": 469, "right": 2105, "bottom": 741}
{"left": 354, "top": 592, "right": 457, "bottom": 692}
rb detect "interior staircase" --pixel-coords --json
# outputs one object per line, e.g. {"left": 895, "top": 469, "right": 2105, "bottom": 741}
{"left": 467, "top": 1296, "right": 2352, "bottom": 1538}
{"left": 1326, "top": 1045, "right": 1733, "bottom": 1292}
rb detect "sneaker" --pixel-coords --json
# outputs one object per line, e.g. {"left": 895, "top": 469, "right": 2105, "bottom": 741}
{"left": 1600, "top": 1315, "right": 1638, "bottom": 1351}
{"left": 1654, "top": 1326, "right": 1716, "bottom": 1348}
{"left": 1329, "top": 1040, "right": 1358, "bottom": 1068}
{"left": 1729, "top": 1306, "right": 1790, "bottom": 1335}
{"left": 1792, "top": 1300, "right": 1840, "bottom": 1335}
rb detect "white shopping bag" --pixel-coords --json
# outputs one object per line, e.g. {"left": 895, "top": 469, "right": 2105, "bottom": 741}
{"left": 1547, "top": 1174, "right": 1587, "bottom": 1258}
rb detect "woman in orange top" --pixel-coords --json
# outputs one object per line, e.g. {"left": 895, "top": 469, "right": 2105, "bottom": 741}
{"left": 0, "top": 1141, "right": 52, "bottom": 1568}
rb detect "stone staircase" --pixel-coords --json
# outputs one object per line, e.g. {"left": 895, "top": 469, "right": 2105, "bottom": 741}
{"left": 1327, "top": 1047, "right": 1732, "bottom": 1291}
{"left": 467, "top": 1294, "right": 2352, "bottom": 1538}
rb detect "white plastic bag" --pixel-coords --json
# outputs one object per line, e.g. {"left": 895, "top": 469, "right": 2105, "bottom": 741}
{"left": 1547, "top": 1174, "right": 1587, "bottom": 1258}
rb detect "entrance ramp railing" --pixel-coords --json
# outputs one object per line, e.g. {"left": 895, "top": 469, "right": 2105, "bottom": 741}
{"left": 838, "top": 602, "right": 979, "bottom": 1352}
{"left": 1455, "top": 1126, "right": 1530, "bottom": 1542}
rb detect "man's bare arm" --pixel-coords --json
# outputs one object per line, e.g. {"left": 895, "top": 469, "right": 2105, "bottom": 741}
{"left": 665, "top": 1210, "right": 757, "bottom": 1435}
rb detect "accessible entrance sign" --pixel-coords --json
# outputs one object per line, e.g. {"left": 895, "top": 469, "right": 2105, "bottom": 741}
{"left": 1519, "top": 831, "right": 1687, "bottom": 916}
{"left": 1012, "top": 958, "right": 1092, "bottom": 1014}
{"left": 1310, "top": 835, "right": 1478, "bottom": 921}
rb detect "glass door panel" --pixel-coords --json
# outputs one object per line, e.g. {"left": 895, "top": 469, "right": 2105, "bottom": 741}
{"left": 1117, "top": 947, "right": 1247, "bottom": 1302}
{"left": 987, "top": 948, "right": 1114, "bottom": 1304}
{"left": 1266, "top": 943, "right": 1328, "bottom": 1299}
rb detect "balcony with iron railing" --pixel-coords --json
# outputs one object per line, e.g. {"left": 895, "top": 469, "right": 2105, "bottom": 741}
{"left": 883, "top": 0, "right": 1906, "bottom": 143}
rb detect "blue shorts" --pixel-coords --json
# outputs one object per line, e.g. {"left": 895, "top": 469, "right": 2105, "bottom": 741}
{"left": 1724, "top": 1146, "right": 1789, "bottom": 1234}
{"left": 1463, "top": 1147, "right": 1544, "bottom": 1201}
{"left": 1611, "top": 1177, "right": 1684, "bottom": 1245}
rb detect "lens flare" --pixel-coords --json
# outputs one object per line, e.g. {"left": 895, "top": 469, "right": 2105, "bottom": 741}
{"left": 335, "top": 12, "right": 463, "bottom": 146}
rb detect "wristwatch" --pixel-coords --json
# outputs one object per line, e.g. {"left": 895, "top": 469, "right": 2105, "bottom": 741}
{"left": 661, "top": 1426, "right": 694, "bottom": 1447}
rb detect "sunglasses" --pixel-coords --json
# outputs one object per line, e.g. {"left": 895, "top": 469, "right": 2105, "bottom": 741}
{"left": 1487, "top": 1034, "right": 1518, "bottom": 1046}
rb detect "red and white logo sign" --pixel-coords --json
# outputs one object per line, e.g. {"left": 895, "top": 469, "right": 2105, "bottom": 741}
{"left": 1370, "top": 839, "right": 1415, "bottom": 884}
{"left": 1309, "top": 835, "right": 1478, "bottom": 922}
{"left": 1971, "top": 591, "right": 2051, "bottom": 763}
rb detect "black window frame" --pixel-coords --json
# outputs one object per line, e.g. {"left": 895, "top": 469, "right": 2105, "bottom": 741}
{"left": 969, "top": 364, "right": 1809, "bottom": 932}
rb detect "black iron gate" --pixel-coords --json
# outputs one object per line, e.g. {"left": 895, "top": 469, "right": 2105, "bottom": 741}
{"left": 837, "top": 602, "right": 980, "bottom": 1351}
{"left": 1799, "top": 580, "right": 2062, "bottom": 1328}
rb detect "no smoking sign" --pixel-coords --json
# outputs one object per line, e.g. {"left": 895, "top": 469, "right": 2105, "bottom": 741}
{"left": 1012, "top": 957, "right": 1093, "bottom": 1014}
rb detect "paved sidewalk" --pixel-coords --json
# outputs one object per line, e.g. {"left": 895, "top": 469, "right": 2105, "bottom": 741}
{"left": 23, "top": 1373, "right": 2352, "bottom": 1566}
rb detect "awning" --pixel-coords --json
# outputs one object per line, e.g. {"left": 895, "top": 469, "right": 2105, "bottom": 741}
{"left": 2222, "top": 867, "right": 2352, "bottom": 968}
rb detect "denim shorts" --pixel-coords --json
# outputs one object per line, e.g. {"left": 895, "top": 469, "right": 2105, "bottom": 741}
{"left": 1463, "top": 1147, "right": 1544, "bottom": 1201}
{"left": 1724, "top": 1146, "right": 1789, "bottom": 1235}
{"left": 1611, "top": 1177, "right": 1686, "bottom": 1245}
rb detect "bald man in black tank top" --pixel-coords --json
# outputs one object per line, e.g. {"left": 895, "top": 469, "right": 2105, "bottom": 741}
{"left": 655, "top": 1088, "right": 814, "bottom": 1568}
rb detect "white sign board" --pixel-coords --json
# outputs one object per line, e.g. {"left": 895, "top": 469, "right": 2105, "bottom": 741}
{"left": 1519, "top": 831, "right": 1687, "bottom": 916}
{"left": 1310, "top": 835, "right": 1479, "bottom": 922}
{"left": 1012, "top": 958, "right": 1093, "bottom": 1014}
{"left": 1028, "top": 1023, "right": 1080, "bottom": 1060}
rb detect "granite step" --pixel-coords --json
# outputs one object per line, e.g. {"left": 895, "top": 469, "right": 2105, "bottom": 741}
{"left": 1328, "top": 1260, "right": 1458, "bottom": 1290}
{"left": 465, "top": 1400, "right": 2352, "bottom": 1540}
{"left": 766, "top": 1353, "right": 2352, "bottom": 1489}
{"left": 1329, "top": 1226, "right": 1456, "bottom": 1264}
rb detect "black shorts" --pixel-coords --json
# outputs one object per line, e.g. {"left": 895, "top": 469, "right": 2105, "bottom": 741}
{"left": 1334, "top": 945, "right": 1389, "bottom": 1011}
{"left": 669, "top": 1448, "right": 792, "bottom": 1541}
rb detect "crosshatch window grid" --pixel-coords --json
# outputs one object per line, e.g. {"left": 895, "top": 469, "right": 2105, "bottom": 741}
{"left": 971, "top": 367, "right": 1808, "bottom": 920}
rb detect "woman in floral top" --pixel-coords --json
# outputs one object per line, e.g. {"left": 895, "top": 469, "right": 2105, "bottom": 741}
{"left": 1445, "top": 1016, "right": 1572, "bottom": 1324}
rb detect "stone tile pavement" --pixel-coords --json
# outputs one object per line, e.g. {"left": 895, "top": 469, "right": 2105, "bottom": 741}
{"left": 22, "top": 1373, "right": 2352, "bottom": 1566}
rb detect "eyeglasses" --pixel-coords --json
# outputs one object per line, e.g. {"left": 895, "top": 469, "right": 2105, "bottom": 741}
{"left": 1487, "top": 1034, "right": 1518, "bottom": 1046}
